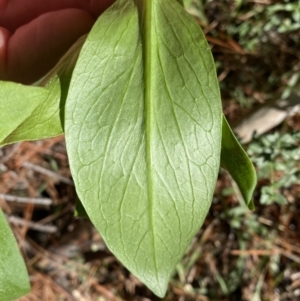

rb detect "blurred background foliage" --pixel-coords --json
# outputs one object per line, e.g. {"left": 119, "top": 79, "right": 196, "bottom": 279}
{"left": 185, "top": 0, "right": 300, "bottom": 113}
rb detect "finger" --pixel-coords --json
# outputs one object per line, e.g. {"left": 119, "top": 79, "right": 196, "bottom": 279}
{"left": 4, "top": 9, "right": 94, "bottom": 84}
{"left": 0, "top": 27, "right": 11, "bottom": 76}
{"left": 0, "top": 0, "right": 115, "bottom": 31}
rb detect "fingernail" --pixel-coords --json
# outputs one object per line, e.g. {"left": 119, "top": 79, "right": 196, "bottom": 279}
{"left": 0, "top": 27, "right": 11, "bottom": 79}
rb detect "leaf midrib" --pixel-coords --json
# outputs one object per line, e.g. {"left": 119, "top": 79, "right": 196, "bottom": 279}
{"left": 143, "top": 0, "right": 160, "bottom": 284}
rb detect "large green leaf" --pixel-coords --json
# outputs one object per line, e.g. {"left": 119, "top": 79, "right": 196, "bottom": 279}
{"left": 0, "top": 209, "right": 30, "bottom": 300}
{"left": 65, "top": 0, "right": 222, "bottom": 297}
{"left": 221, "top": 115, "right": 256, "bottom": 209}
{"left": 0, "top": 78, "right": 62, "bottom": 146}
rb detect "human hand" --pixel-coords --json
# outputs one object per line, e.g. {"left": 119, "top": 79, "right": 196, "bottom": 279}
{"left": 0, "top": 0, "right": 115, "bottom": 84}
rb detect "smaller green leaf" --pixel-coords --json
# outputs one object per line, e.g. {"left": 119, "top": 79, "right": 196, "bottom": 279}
{"left": 221, "top": 115, "right": 256, "bottom": 209}
{"left": 74, "top": 198, "right": 89, "bottom": 219}
{"left": 0, "top": 209, "right": 30, "bottom": 300}
{"left": 0, "top": 36, "right": 85, "bottom": 147}
{"left": 0, "top": 78, "right": 62, "bottom": 146}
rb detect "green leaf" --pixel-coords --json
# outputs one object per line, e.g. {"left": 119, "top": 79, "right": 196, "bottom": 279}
{"left": 0, "top": 77, "right": 62, "bottom": 146}
{"left": 65, "top": 0, "right": 222, "bottom": 297}
{"left": 176, "top": 0, "right": 184, "bottom": 6}
{"left": 74, "top": 198, "right": 89, "bottom": 219}
{"left": 221, "top": 115, "right": 257, "bottom": 209}
{"left": 0, "top": 35, "right": 86, "bottom": 147}
{"left": 0, "top": 209, "right": 30, "bottom": 300}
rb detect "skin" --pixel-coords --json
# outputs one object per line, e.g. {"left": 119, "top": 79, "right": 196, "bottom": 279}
{"left": 0, "top": 0, "right": 116, "bottom": 84}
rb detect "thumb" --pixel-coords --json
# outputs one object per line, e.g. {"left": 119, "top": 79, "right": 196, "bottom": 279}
{"left": 0, "top": 9, "right": 94, "bottom": 84}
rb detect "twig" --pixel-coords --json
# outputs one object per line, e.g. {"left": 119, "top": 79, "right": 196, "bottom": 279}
{"left": 231, "top": 248, "right": 300, "bottom": 264}
{"left": 15, "top": 136, "right": 64, "bottom": 167}
{"left": 0, "top": 193, "right": 52, "bottom": 206}
{"left": 231, "top": 249, "right": 279, "bottom": 256}
{"left": 89, "top": 278, "right": 125, "bottom": 301}
{"left": 22, "top": 161, "right": 73, "bottom": 185}
{"left": 1, "top": 143, "right": 21, "bottom": 163}
{"left": 37, "top": 204, "right": 74, "bottom": 225}
{"left": 6, "top": 215, "right": 57, "bottom": 233}
{"left": 276, "top": 238, "right": 300, "bottom": 255}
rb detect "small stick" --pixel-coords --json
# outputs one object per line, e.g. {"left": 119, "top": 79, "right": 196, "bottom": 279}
{"left": 89, "top": 278, "right": 124, "bottom": 301}
{"left": 6, "top": 215, "right": 57, "bottom": 233}
{"left": 22, "top": 161, "right": 73, "bottom": 185}
{"left": 0, "top": 193, "right": 52, "bottom": 206}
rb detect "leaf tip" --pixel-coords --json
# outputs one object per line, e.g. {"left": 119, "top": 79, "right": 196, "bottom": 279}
{"left": 137, "top": 272, "right": 169, "bottom": 298}
{"left": 149, "top": 285, "right": 167, "bottom": 299}
{"left": 247, "top": 199, "right": 255, "bottom": 211}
